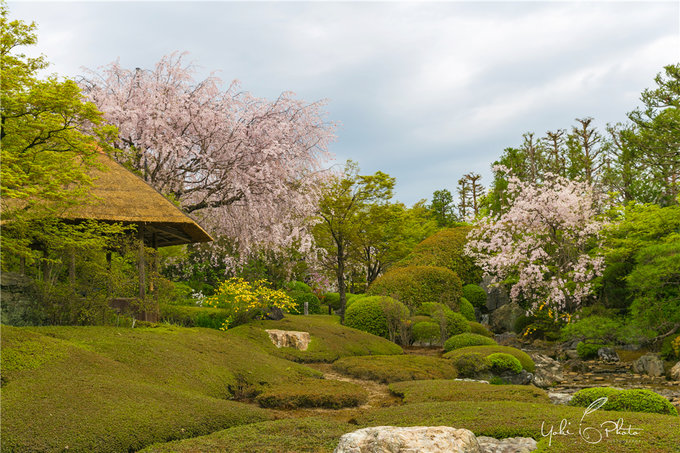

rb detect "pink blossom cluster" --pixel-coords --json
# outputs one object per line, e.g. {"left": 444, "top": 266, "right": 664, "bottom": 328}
{"left": 81, "top": 52, "right": 335, "bottom": 259}
{"left": 465, "top": 169, "right": 605, "bottom": 312}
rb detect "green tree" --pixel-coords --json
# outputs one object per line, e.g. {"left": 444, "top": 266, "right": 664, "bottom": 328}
{"left": 355, "top": 201, "right": 438, "bottom": 288}
{"left": 429, "top": 189, "right": 457, "bottom": 227}
{"left": 313, "top": 161, "right": 394, "bottom": 322}
{"left": 619, "top": 63, "right": 680, "bottom": 206}
{"left": 0, "top": 4, "right": 116, "bottom": 265}
{"left": 599, "top": 202, "right": 680, "bottom": 338}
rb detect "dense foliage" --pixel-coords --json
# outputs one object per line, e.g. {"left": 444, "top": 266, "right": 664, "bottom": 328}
{"left": 367, "top": 265, "right": 463, "bottom": 311}
{"left": 398, "top": 227, "right": 482, "bottom": 285}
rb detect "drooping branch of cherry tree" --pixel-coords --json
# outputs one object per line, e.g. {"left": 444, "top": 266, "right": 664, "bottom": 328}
{"left": 465, "top": 167, "right": 605, "bottom": 312}
{"left": 80, "top": 52, "right": 335, "bottom": 259}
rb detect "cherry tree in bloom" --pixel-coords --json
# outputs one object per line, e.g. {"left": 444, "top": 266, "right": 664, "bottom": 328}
{"left": 80, "top": 53, "right": 334, "bottom": 259}
{"left": 465, "top": 167, "right": 605, "bottom": 312}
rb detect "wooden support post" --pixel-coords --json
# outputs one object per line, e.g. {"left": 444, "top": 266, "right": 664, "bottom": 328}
{"left": 106, "top": 251, "right": 112, "bottom": 297}
{"left": 138, "top": 225, "right": 146, "bottom": 300}
{"left": 69, "top": 248, "right": 76, "bottom": 288}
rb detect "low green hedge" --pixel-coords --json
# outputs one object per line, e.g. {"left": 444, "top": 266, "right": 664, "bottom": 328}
{"left": 443, "top": 333, "right": 497, "bottom": 352}
{"left": 444, "top": 345, "right": 534, "bottom": 372}
{"left": 570, "top": 388, "right": 678, "bottom": 416}
{"left": 332, "top": 355, "right": 457, "bottom": 383}
{"left": 459, "top": 297, "right": 476, "bottom": 321}
{"left": 288, "top": 291, "right": 322, "bottom": 315}
{"left": 462, "top": 284, "right": 487, "bottom": 309}
{"left": 468, "top": 321, "right": 493, "bottom": 337}
{"left": 255, "top": 378, "right": 368, "bottom": 409}
{"left": 159, "top": 304, "right": 230, "bottom": 329}
{"left": 388, "top": 380, "right": 550, "bottom": 404}
{"left": 412, "top": 321, "right": 441, "bottom": 345}
{"left": 487, "top": 353, "right": 522, "bottom": 374}
{"left": 449, "top": 352, "right": 490, "bottom": 378}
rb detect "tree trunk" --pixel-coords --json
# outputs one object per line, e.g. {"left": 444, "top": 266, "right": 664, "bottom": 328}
{"left": 337, "top": 240, "right": 346, "bottom": 324}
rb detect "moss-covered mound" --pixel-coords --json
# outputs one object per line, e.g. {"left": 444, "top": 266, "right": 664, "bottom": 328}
{"left": 1, "top": 326, "right": 286, "bottom": 453}
{"left": 332, "top": 355, "right": 457, "bottom": 383}
{"left": 398, "top": 226, "right": 482, "bottom": 285}
{"left": 255, "top": 378, "right": 368, "bottom": 409}
{"left": 444, "top": 345, "right": 535, "bottom": 372}
{"left": 357, "top": 401, "right": 680, "bottom": 452}
{"left": 230, "top": 315, "right": 403, "bottom": 363}
{"left": 570, "top": 388, "right": 678, "bottom": 416}
{"left": 388, "top": 379, "right": 550, "bottom": 404}
{"left": 140, "top": 417, "right": 358, "bottom": 453}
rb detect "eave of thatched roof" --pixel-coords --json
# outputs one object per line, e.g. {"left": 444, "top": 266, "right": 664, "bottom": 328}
{"left": 60, "top": 153, "right": 213, "bottom": 247}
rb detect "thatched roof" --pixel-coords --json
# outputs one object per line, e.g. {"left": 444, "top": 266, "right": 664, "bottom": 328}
{"left": 62, "top": 153, "right": 213, "bottom": 247}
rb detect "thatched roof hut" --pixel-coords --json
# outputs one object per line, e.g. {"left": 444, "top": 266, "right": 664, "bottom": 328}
{"left": 62, "top": 153, "right": 213, "bottom": 247}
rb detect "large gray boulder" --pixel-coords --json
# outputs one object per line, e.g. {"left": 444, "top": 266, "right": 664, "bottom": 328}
{"left": 632, "top": 353, "right": 665, "bottom": 377}
{"left": 670, "top": 361, "right": 680, "bottom": 381}
{"left": 481, "top": 275, "right": 510, "bottom": 311}
{"left": 530, "top": 353, "right": 564, "bottom": 388}
{"left": 333, "top": 426, "right": 481, "bottom": 453}
{"left": 489, "top": 302, "right": 525, "bottom": 333}
{"left": 597, "top": 347, "right": 619, "bottom": 362}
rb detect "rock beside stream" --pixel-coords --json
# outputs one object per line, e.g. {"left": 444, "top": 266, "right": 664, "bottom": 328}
{"left": 632, "top": 353, "right": 665, "bottom": 377}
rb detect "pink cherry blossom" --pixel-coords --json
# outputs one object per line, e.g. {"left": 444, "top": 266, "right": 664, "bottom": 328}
{"left": 465, "top": 171, "right": 605, "bottom": 312}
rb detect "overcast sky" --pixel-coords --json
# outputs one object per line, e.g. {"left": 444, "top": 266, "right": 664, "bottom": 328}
{"left": 9, "top": 1, "right": 680, "bottom": 205}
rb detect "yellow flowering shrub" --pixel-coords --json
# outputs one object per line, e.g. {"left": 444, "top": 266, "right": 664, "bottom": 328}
{"left": 205, "top": 278, "right": 296, "bottom": 330}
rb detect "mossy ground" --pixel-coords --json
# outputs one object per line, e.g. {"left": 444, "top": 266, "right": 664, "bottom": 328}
{"left": 3, "top": 319, "right": 679, "bottom": 453}
{"left": 388, "top": 379, "right": 550, "bottom": 404}
{"left": 230, "top": 314, "right": 403, "bottom": 363}
{"left": 332, "top": 354, "right": 458, "bottom": 383}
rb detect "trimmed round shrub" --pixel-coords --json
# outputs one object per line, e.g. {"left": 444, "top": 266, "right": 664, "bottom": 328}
{"left": 367, "top": 265, "right": 463, "bottom": 312}
{"left": 399, "top": 226, "right": 482, "bottom": 285}
{"left": 445, "top": 311, "right": 471, "bottom": 337}
{"left": 444, "top": 345, "right": 535, "bottom": 372}
{"left": 570, "top": 388, "right": 677, "bottom": 416}
{"left": 576, "top": 341, "right": 608, "bottom": 359}
{"left": 159, "top": 304, "right": 229, "bottom": 329}
{"left": 468, "top": 321, "right": 493, "bottom": 337}
{"left": 344, "top": 296, "right": 398, "bottom": 338}
{"left": 345, "top": 293, "right": 365, "bottom": 308}
{"left": 611, "top": 389, "right": 678, "bottom": 416}
{"left": 288, "top": 291, "right": 322, "bottom": 315}
{"left": 444, "top": 333, "right": 497, "bottom": 353}
{"left": 462, "top": 284, "right": 487, "bottom": 309}
{"left": 409, "top": 315, "right": 432, "bottom": 325}
{"left": 285, "top": 281, "right": 312, "bottom": 293}
{"left": 459, "top": 297, "right": 475, "bottom": 321}
{"left": 487, "top": 353, "right": 522, "bottom": 374}
{"left": 322, "top": 293, "right": 341, "bottom": 310}
{"left": 416, "top": 302, "right": 448, "bottom": 316}
{"left": 412, "top": 322, "right": 441, "bottom": 345}
{"left": 450, "top": 352, "right": 491, "bottom": 378}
